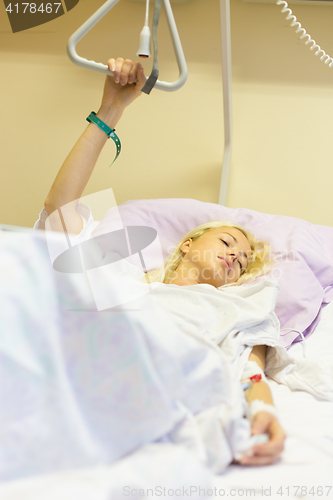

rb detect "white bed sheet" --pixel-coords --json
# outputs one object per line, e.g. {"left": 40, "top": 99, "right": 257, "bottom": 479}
{"left": 1, "top": 298, "right": 332, "bottom": 500}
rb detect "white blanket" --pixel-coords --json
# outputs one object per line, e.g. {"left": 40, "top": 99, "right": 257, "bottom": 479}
{"left": 91, "top": 248, "right": 333, "bottom": 403}
{"left": 0, "top": 229, "right": 332, "bottom": 486}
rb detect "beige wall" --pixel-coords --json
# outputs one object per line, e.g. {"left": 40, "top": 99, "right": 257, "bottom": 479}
{"left": 1, "top": 0, "right": 333, "bottom": 228}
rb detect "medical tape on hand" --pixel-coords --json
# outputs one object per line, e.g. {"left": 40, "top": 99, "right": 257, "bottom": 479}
{"left": 141, "top": 0, "right": 162, "bottom": 94}
{"left": 241, "top": 360, "right": 266, "bottom": 384}
{"left": 246, "top": 399, "right": 278, "bottom": 423}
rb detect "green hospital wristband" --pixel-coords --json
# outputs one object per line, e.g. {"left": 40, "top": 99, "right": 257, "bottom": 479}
{"left": 86, "top": 111, "right": 121, "bottom": 166}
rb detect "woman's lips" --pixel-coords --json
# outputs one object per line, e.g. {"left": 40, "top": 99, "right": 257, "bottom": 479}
{"left": 218, "top": 256, "right": 231, "bottom": 269}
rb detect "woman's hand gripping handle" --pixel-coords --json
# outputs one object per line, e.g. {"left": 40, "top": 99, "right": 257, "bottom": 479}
{"left": 44, "top": 58, "right": 146, "bottom": 235}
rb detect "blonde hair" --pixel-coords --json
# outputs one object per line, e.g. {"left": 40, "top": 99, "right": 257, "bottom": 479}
{"left": 146, "top": 220, "right": 272, "bottom": 287}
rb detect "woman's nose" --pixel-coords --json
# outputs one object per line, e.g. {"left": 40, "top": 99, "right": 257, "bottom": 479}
{"left": 227, "top": 248, "right": 238, "bottom": 260}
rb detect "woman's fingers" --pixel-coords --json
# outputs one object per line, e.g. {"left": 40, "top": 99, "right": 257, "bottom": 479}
{"left": 240, "top": 439, "right": 285, "bottom": 465}
{"left": 128, "top": 61, "right": 141, "bottom": 83}
{"left": 237, "top": 412, "right": 286, "bottom": 466}
{"left": 136, "top": 66, "right": 147, "bottom": 90}
{"left": 108, "top": 58, "right": 116, "bottom": 72}
{"left": 103, "top": 57, "right": 146, "bottom": 109}
{"left": 239, "top": 453, "right": 279, "bottom": 466}
{"left": 107, "top": 57, "right": 129, "bottom": 84}
{"left": 120, "top": 59, "right": 135, "bottom": 85}
{"left": 253, "top": 420, "right": 285, "bottom": 455}
{"left": 253, "top": 414, "right": 286, "bottom": 454}
{"left": 108, "top": 58, "right": 138, "bottom": 85}
{"left": 107, "top": 58, "right": 146, "bottom": 89}
{"left": 113, "top": 57, "right": 125, "bottom": 84}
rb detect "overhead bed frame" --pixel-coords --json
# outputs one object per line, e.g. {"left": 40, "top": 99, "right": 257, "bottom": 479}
{"left": 66, "top": 0, "right": 232, "bottom": 205}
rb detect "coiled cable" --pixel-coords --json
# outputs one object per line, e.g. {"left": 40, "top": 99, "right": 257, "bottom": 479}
{"left": 276, "top": 0, "right": 333, "bottom": 68}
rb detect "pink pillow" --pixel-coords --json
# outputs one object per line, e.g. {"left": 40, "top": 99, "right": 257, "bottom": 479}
{"left": 93, "top": 198, "right": 333, "bottom": 348}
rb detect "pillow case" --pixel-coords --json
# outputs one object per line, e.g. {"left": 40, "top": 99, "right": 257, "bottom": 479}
{"left": 92, "top": 198, "right": 333, "bottom": 348}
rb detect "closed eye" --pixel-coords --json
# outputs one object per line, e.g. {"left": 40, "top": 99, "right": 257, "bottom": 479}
{"left": 221, "top": 239, "right": 244, "bottom": 273}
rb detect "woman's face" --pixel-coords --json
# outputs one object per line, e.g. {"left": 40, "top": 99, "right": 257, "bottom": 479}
{"left": 177, "top": 226, "right": 252, "bottom": 288}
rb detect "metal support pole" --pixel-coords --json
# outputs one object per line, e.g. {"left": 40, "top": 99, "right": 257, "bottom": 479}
{"left": 218, "top": 0, "right": 232, "bottom": 206}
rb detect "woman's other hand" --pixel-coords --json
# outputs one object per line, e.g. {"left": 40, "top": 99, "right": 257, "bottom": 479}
{"left": 100, "top": 57, "right": 147, "bottom": 112}
{"left": 239, "top": 411, "right": 286, "bottom": 466}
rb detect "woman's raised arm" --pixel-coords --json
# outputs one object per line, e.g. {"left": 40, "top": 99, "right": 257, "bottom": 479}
{"left": 44, "top": 58, "right": 146, "bottom": 234}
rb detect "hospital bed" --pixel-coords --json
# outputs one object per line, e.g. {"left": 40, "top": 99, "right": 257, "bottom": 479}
{"left": 2, "top": 0, "right": 333, "bottom": 495}
{"left": 1, "top": 197, "right": 333, "bottom": 499}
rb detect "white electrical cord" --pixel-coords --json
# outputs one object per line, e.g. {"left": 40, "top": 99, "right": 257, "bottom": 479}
{"left": 145, "top": 0, "right": 150, "bottom": 26}
{"left": 137, "top": 0, "right": 152, "bottom": 58}
{"left": 276, "top": 0, "right": 333, "bottom": 68}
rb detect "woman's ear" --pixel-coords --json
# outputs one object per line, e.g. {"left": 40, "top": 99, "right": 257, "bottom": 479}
{"left": 180, "top": 238, "right": 192, "bottom": 254}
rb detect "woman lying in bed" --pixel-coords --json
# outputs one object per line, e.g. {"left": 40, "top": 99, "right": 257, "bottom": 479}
{"left": 42, "top": 57, "right": 286, "bottom": 466}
